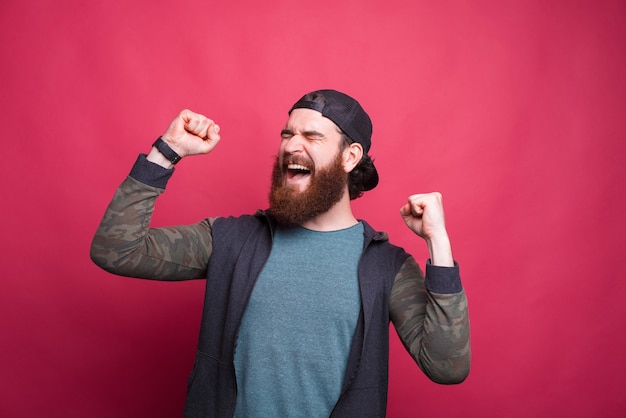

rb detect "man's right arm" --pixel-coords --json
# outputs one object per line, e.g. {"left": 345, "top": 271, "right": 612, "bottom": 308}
{"left": 90, "top": 155, "right": 215, "bottom": 280}
{"left": 90, "top": 109, "right": 222, "bottom": 280}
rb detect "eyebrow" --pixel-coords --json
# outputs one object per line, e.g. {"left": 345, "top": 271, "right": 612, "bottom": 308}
{"left": 280, "top": 128, "right": 326, "bottom": 138}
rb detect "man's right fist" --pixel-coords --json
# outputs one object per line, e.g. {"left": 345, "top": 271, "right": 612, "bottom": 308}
{"left": 161, "top": 109, "right": 221, "bottom": 158}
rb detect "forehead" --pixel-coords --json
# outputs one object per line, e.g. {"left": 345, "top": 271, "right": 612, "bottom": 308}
{"left": 285, "top": 108, "right": 341, "bottom": 135}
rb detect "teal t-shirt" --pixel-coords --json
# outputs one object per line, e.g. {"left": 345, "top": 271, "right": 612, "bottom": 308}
{"left": 233, "top": 223, "right": 364, "bottom": 417}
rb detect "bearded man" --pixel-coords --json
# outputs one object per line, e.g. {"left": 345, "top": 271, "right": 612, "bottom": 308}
{"left": 90, "top": 89, "right": 471, "bottom": 418}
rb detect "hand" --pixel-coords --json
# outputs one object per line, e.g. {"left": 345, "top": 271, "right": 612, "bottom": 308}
{"left": 161, "top": 109, "right": 221, "bottom": 158}
{"left": 400, "top": 192, "right": 448, "bottom": 239}
{"left": 400, "top": 192, "right": 453, "bottom": 266}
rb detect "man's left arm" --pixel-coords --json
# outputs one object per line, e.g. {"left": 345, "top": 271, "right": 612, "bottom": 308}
{"left": 390, "top": 192, "right": 471, "bottom": 383}
{"left": 390, "top": 257, "right": 470, "bottom": 384}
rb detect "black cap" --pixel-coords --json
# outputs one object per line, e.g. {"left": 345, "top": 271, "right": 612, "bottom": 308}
{"left": 289, "top": 89, "right": 378, "bottom": 191}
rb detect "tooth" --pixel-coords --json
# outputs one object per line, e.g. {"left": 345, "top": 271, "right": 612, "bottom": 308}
{"left": 288, "top": 164, "right": 308, "bottom": 171}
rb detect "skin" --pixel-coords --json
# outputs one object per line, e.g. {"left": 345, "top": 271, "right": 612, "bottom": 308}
{"left": 147, "top": 108, "right": 454, "bottom": 267}
{"left": 277, "top": 108, "right": 362, "bottom": 231}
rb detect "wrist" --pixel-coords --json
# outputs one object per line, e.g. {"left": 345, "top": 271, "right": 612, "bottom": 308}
{"left": 152, "top": 136, "right": 182, "bottom": 165}
{"left": 147, "top": 147, "right": 175, "bottom": 169}
{"left": 426, "top": 233, "right": 454, "bottom": 267}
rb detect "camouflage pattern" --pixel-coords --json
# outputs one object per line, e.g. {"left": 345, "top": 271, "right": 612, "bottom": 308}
{"left": 90, "top": 176, "right": 215, "bottom": 280}
{"left": 390, "top": 257, "right": 471, "bottom": 383}
{"left": 91, "top": 175, "right": 470, "bottom": 382}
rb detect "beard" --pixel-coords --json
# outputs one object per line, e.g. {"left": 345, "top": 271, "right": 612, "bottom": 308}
{"left": 268, "top": 151, "right": 348, "bottom": 226}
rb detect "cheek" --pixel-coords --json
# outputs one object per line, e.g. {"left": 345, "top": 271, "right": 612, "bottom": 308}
{"left": 314, "top": 147, "right": 339, "bottom": 165}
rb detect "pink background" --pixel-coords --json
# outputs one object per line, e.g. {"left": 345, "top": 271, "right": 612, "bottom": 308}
{"left": 2, "top": 0, "right": 625, "bottom": 416}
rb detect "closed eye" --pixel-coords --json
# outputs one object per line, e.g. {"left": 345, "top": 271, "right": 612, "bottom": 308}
{"left": 280, "top": 129, "right": 293, "bottom": 140}
{"left": 280, "top": 128, "right": 326, "bottom": 142}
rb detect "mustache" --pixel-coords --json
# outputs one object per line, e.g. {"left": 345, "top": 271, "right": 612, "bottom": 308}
{"left": 281, "top": 153, "right": 315, "bottom": 171}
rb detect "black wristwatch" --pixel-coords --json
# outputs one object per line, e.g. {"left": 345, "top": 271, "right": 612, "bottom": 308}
{"left": 152, "top": 136, "right": 182, "bottom": 165}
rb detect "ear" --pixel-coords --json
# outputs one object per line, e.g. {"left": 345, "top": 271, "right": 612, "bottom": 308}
{"left": 342, "top": 142, "right": 363, "bottom": 173}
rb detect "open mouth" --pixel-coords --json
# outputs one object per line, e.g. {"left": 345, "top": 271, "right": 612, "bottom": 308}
{"left": 286, "top": 163, "right": 312, "bottom": 181}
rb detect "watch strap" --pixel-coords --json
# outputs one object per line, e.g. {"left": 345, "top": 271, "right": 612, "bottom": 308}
{"left": 152, "top": 137, "right": 182, "bottom": 165}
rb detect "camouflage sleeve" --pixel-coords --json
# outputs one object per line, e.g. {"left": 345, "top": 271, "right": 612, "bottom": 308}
{"left": 390, "top": 256, "right": 471, "bottom": 384}
{"left": 90, "top": 176, "right": 214, "bottom": 280}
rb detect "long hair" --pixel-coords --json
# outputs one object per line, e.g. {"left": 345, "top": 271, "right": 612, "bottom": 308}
{"left": 340, "top": 135, "right": 377, "bottom": 200}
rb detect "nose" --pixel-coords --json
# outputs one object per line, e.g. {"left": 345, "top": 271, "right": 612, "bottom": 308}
{"left": 282, "top": 134, "right": 305, "bottom": 154}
